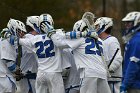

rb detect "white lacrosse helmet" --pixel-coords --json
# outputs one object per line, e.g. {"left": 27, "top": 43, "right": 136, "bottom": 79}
{"left": 38, "top": 14, "right": 54, "bottom": 33}
{"left": 7, "top": 18, "right": 26, "bottom": 36}
{"left": 122, "top": 11, "right": 140, "bottom": 27}
{"left": 121, "top": 12, "right": 140, "bottom": 43}
{"left": 94, "top": 17, "right": 113, "bottom": 35}
{"left": 7, "top": 19, "right": 17, "bottom": 36}
{"left": 26, "top": 16, "right": 40, "bottom": 33}
{"left": 73, "top": 19, "right": 88, "bottom": 32}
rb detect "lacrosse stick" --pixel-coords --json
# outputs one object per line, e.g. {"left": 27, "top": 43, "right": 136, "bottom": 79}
{"left": 82, "top": 12, "right": 111, "bottom": 77}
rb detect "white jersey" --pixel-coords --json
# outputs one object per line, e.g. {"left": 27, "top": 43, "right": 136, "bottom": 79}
{"left": 1, "top": 39, "right": 16, "bottom": 62}
{"left": 61, "top": 49, "right": 71, "bottom": 69}
{"left": 51, "top": 32, "right": 107, "bottom": 79}
{"left": 20, "top": 34, "right": 38, "bottom": 73}
{"left": 0, "top": 39, "right": 16, "bottom": 78}
{"left": 19, "top": 34, "right": 63, "bottom": 73}
{"left": 0, "top": 39, "right": 16, "bottom": 92}
{"left": 64, "top": 49, "right": 80, "bottom": 89}
{"left": 103, "top": 36, "right": 123, "bottom": 81}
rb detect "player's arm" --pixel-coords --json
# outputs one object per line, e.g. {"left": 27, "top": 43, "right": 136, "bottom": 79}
{"left": 18, "top": 37, "right": 34, "bottom": 52}
{"left": 2, "top": 59, "right": 16, "bottom": 72}
{"left": 121, "top": 41, "right": 140, "bottom": 91}
{"left": 50, "top": 32, "right": 70, "bottom": 49}
{"left": 108, "top": 40, "right": 123, "bottom": 73}
{"left": 40, "top": 21, "right": 85, "bottom": 50}
{"left": 65, "top": 30, "right": 98, "bottom": 39}
{"left": 51, "top": 32, "right": 85, "bottom": 50}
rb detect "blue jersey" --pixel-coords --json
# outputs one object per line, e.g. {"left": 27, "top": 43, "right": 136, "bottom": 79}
{"left": 123, "top": 32, "right": 140, "bottom": 89}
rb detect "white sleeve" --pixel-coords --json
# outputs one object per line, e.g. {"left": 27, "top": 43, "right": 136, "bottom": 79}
{"left": 51, "top": 33, "right": 85, "bottom": 50}
{"left": 19, "top": 38, "right": 34, "bottom": 53}
{"left": 51, "top": 33, "right": 70, "bottom": 49}
{"left": 108, "top": 40, "right": 123, "bottom": 72}
{"left": 64, "top": 38, "right": 85, "bottom": 50}
{"left": 1, "top": 40, "right": 16, "bottom": 61}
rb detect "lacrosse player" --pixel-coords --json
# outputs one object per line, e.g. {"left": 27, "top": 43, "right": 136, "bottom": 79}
{"left": 14, "top": 14, "right": 65, "bottom": 93}
{"left": 120, "top": 12, "right": 140, "bottom": 93}
{"left": 94, "top": 17, "right": 123, "bottom": 93}
{"left": 40, "top": 13, "right": 111, "bottom": 93}
{"left": 57, "top": 39, "right": 80, "bottom": 93}
{"left": 0, "top": 28, "right": 16, "bottom": 93}
{"left": 18, "top": 16, "right": 39, "bottom": 93}
{"left": 0, "top": 18, "right": 27, "bottom": 93}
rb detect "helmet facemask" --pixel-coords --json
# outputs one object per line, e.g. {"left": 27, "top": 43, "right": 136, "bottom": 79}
{"left": 122, "top": 12, "right": 140, "bottom": 43}
{"left": 7, "top": 19, "right": 27, "bottom": 38}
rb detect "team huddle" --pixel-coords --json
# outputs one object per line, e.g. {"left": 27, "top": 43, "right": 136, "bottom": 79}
{"left": 0, "top": 11, "right": 140, "bottom": 93}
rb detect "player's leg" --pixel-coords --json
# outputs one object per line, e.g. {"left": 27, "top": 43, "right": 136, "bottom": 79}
{"left": 18, "top": 78, "right": 29, "bottom": 93}
{"left": 109, "top": 81, "right": 121, "bottom": 93}
{"left": 29, "top": 79, "right": 36, "bottom": 93}
{"left": 11, "top": 82, "right": 16, "bottom": 93}
{"left": 48, "top": 72, "right": 65, "bottom": 93}
{"left": 0, "top": 77, "right": 16, "bottom": 93}
{"left": 97, "top": 78, "right": 111, "bottom": 93}
{"left": 35, "top": 72, "right": 48, "bottom": 93}
{"left": 80, "top": 77, "right": 97, "bottom": 93}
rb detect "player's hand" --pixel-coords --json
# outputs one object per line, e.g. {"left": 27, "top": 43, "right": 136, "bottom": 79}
{"left": 88, "top": 31, "right": 98, "bottom": 39}
{"left": 40, "top": 22, "right": 56, "bottom": 37}
{"left": 81, "top": 30, "right": 98, "bottom": 39}
{"left": 13, "top": 68, "right": 24, "bottom": 81}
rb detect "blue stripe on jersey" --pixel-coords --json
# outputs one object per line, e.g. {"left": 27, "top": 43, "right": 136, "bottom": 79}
{"left": 8, "top": 63, "right": 16, "bottom": 71}
{"left": 73, "top": 31, "right": 76, "bottom": 39}
{"left": 70, "top": 32, "right": 73, "bottom": 39}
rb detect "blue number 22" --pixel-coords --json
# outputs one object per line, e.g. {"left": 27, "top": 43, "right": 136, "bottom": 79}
{"left": 85, "top": 38, "right": 103, "bottom": 56}
{"left": 35, "top": 40, "right": 55, "bottom": 58}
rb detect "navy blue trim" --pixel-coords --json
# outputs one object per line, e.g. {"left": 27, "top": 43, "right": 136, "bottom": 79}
{"left": 113, "top": 83, "right": 115, "bottom": 93}
{"left": 24, "top": 71, "right": 36, "bottom": 79}
{"left": 33, "top": 23, "right": 40, "bottom": 33}
{"left": 73, "top": 31, "right": 76, "bottom": 39}
{"left": 27, "top": 78, "right": 33, "bottom": 92}
{"left": 8, "top": 63, "right": 16, "bottom": 71}
{"left": 42, "top": 35, "right": 46, "bottom": 39}
{"left": 65, "top": 85, "right": 80, "bottom": 93}
{"left": 97, "top": 25, "right": 105, "bottom": 35}
{"left": 70, "top": 32, "right": 73, "bottom": 39}
{"left": 6, "top": 75, "right": 16, "bottom": 89}
{"left": 9, "top": 35, "right": 15, "bottom": 45}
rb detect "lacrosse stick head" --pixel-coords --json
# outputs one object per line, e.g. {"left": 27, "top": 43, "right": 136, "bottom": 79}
{"left": 82, "top": 12, "right": 96, "bottom": 29}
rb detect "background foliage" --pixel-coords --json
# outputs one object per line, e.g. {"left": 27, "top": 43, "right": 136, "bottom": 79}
{"left": 0, "top": 0, "right": 140, "bottom": 45}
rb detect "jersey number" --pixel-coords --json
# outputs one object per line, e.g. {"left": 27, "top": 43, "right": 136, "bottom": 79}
{"left": 35, "top": 40, "right": 55, "bottom": 58}
{"left": 85, "top": 38, "right": 103, "bottom": 56}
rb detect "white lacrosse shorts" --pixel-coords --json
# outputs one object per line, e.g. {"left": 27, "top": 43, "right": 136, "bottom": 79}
{"left": 35, "top": 72, "right": 65, "bottom": 93}
{"left": 80, "top": 77, "right": 111, "bottom": 93}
